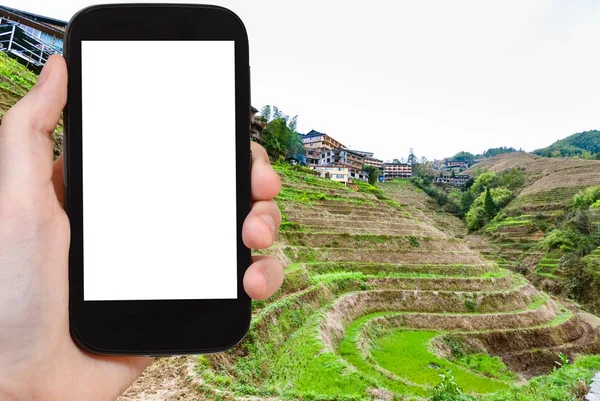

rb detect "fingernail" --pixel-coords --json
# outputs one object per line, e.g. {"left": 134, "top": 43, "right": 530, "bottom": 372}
{"left": 36, "top": 63, "right": 51, "bottom": 87}
{"left": 259, "top": 214, "right": 276, "bottom": 238}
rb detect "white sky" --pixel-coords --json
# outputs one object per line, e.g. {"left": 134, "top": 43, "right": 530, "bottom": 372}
{"left": 9, "top": 0, "right": 600, "bottom": 160}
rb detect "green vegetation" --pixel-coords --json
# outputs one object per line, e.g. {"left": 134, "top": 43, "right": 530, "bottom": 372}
{"left": 194, "top": 160, "right": 600, "bottom": 401}
{"left": 451, "top": 148, "right": 519, "bottom": 166}
{"left": 430, "top": 370, "right": 478, "bottom": 401}
{"left": 466, "top": 183, "right": 514, "bottom": 230}
{"left": 533, "top": 130, "right": 600, "bottom": 159}
{"left": 454, "top": 354, "right": 519, "bottom": 382}
{"left": 363, "top": 165, "right": 380, "bottom": 185}
{"left": 427, "top": 355, "right": 600, "bottom": 401}
{"left": 0, "top": 52, "right": 37, "bottom": 97}
{"left": 371, "top": 330, "right": 508, "bottom": 393}
{"left": 338, "top": 313, "right": 429, "bottom": 397}
{"left": 258, "top": 105, "right": 304, "bottom": 161}
{"left": 265, "top": 312, "right": 372, "bottom": 399}
{"left": 480, "top": 355, "right": 600, "bottom": 401}
{"left": 572, "top": 185, "right": 600, "bottom": 209}
{"left": 412, "top": 175, "right": 457, "bottom": 210}
{"left": 353, "top": 180, "right": 405, "bottom": 211}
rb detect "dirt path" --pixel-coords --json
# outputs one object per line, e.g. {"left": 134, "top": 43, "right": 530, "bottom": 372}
{"left": 117, "top": 357, "right": 198, "bottom": 401}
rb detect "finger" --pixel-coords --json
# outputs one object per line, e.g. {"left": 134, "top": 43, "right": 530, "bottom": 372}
{"left": 52, "top": 154, "right": 64, "bottom": 207}
{"left": 251, "top": 142, "right": 281, "bottom": 201}
{"left": 242, "top": 200, "right": 282, "bottom": 249}
{"left": 243, "top": 256, "right": 285, "bottom": 300}
{"left": 0, "top": 55, "right": 67, "bottom": 193}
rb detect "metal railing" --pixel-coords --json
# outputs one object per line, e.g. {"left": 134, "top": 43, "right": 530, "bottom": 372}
{"left": 0, "top": 24, "right": 61, "bottom": 68}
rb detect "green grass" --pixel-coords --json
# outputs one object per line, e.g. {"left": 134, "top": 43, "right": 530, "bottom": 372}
{"left": 338, "top": 313, "right": 429, "bottom": 397}
{"left": 303, "top": 261, "right": 500, "bottom": 277}
{"left": 370, "top": 330, "right": 509, "bottom": 394}
{"left": 277, "top": 187, "right": 374, "bottom": 205}
{"left": 264, "top": 312, "right": 373, "bottom": 400}
{"left": 454, "top": 354, "right": 519, "bottom": 382}
{"left": 485, "top": 218, "right": 535, "bottom": 232}
{"left": 0, "top": 52, "right": 38, "bottom": 97}
{"left": 510, "top": 187, "right": 587, "bottom": 210}
{"left": 481, "top": 355, "right": 600, "bottom": 401}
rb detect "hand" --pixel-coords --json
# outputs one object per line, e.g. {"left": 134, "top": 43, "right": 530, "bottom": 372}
{"left": 0, "top": 56, "right": 284, "bottom": 401}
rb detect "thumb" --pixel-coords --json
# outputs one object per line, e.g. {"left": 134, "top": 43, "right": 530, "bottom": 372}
{"left": 0, "top": 55, "right": 67, "bottom": 195}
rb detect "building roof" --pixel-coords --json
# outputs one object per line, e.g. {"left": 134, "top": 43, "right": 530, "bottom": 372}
{"left": 343, "top": 149, "right": 367, "bottom": 158}
{"left": 0, "top": 6, "right": 67, "bottom": 27}
{"left": 345, "top": 149, "right": 374, "bottom": 158}
{"left": 251, "top": 106, "right": 259, "bottom": 113}
{"left": 316, "top": 163, "right": 348, "bottom": 169}
{"left": 0, "top": 6, "right": 66, "bottom": 36}
{"left": 302, "top": 129, "right": 325, "bottom": 138}
{"left": 384, "top": 162, "right": 412, "bottom": 166}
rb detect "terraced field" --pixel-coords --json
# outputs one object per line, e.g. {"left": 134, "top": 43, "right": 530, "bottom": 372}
{"left": 150, "top": 168, "right": 598, "bottom": 401}
{"left": 464, "top": 153, "right": 600, "bottom": 276}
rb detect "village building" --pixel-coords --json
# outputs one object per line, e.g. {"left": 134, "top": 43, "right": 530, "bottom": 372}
{"left": 434, "top": 174, "right": 470, "bottom": 186}
{"left": 446, "top": 160, "right": 469, "bottom": 169}
{"left": 320, "top": 148, "right": 368, "bottom": 181}
{"left": 364, "top": 157, "right": 384, "bottom": 169}
{"left": 301, "top": 130, "right": 346, "bottom": 166}
{"left": 0, "top": 6, "right": 66, "bottom": 70}
{"left": 313, "top": 165, "right": 349, "bottom": 183}
{"left": 383, "top": 162, "right": 412, "bottom": 181}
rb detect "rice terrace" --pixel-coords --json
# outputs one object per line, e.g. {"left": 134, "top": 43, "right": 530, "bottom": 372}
{"left": 118, "top": 150, "right": 600, "bottom": 401}
{"left": 3, "top": 32, "right": 600, "bottom": 401}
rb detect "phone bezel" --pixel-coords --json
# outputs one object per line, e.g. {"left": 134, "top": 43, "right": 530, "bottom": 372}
{"left": 63, "top": 3, "right": 252, "bottom": 355}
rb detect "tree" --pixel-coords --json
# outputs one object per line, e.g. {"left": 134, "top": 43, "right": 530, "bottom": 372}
{"left": 483, "top": 187, "right": 497, "bottom": 217}
{"left": 452, "top": 151, "right": 476, "bottom": 165}
{"left": 407, "top": 148, "right": 417, "bottom": 165}
{"left": 451, "top": 170, "right": 456, "bottom": 178}
{"left": 364, "top": 165, "right": 380, "bottom": 185}
{"left": 460, "top": 190, "right": 475, "bottom": 218}
{"left": 260, "top": 105, "right": 304, "bottom": 161}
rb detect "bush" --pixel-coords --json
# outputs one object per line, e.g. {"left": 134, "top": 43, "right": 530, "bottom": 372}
{"left": 572, "top": 185, "right": 600, "bottom": 209}
{"left": 430, "top": 371, "right": 475, "bottom": 401}
{"left": 471, "top": 172, "right": 500, "bottom": 195}
{"left": 466, "top": 206, "right": 488, "bottom": 231}
{"left": 499, "top": 168, "right": 526, "bottom": 190}
{"left": 540, "top": 229, "right": 580, "bottom": 252}
{"left": 562, "top": 255, "right": 600, "bottom": 313}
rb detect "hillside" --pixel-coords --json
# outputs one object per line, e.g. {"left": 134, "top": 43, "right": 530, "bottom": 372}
{"left": 466, "top": 152, "right": 600, "bottom": 212}
{"left": 0, "top": 52, "right": 36, "bottom": 114}
{"left": 533, "top": 130, "right": 600, "bottom": 158}
{"left": 120, "top": 165, "right": 600, "bottom": 401}
{"left": 464, "top": 152, "right": 600, "bottom": 313}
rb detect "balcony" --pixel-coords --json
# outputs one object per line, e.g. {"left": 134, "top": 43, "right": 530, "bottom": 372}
{"left": 0, "top": 24, "right": 60, "bottom": 71}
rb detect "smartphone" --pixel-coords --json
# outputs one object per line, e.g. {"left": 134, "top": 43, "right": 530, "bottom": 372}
{"left": 63, "top": 4, "right": 252, "bottom": 355}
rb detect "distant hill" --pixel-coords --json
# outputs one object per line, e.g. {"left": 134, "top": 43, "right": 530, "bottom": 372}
{"left": 465, "top": 152, "right": 600, "bottom": 198}
{"left": 533, "top": 130, "right": 600, "bottom": 158}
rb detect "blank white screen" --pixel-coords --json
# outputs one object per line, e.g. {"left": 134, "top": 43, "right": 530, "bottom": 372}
{"left": 81, "top": 41, "right": 237, "bottom": 301}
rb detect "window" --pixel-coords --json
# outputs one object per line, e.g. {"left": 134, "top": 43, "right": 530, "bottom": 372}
{"left": 22, "top": 25, "right": 42, "bottom": 39}
{"left": 336, "top": 174, "right": 344, "bottom": 179}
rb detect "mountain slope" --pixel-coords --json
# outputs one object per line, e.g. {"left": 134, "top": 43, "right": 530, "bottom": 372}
{"left": 0, "top": 51, "right": 36, "bottom": 116}
{"left": 533, "top": 130, "right": 600, "bottom": 158}
{"left": 465, "top": 152, "right": 600, "bottom": 317}
{"left": 120, "top": 164, "right": 600, "bottom": 401}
